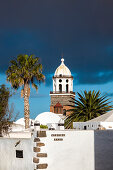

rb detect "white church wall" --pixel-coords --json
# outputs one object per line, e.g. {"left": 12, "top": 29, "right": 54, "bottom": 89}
{"left": 56, "top": 78, "right": 59, "bottom": 92}
{"left": 53, "top": 77, "right": 73, "bottom": 93}
{"left": 0, "top": 136, "right": 34, "bottom": 170}
{"left": 70, "top": 78, "right": 73, "bottom": 91}
{"left": 68, "top": 78, "right": 72, "bottom": 92}
{"left": 39, "top": 130, "right": 95, "bottom": 170}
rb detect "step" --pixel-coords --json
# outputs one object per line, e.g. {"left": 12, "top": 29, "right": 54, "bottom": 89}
{"left": 33, "top": 147, "right": 40, "bottom": 152}
{"left": 34, "top": 138, "right": 40, "bottom": 142}
{"left": 37, "top": 131, "right": 46, "bottom": 137}
{"left": 36, "top": 142, "right": 45, "bottom": 147}
{"left": 37, "top": 153, "right": 47, "bottom": 157}
{"left": 33, "top": 157, "right": 39, "bottom": 163}
{"left": 36, "top": 163, "right": 48, "bottom": 169}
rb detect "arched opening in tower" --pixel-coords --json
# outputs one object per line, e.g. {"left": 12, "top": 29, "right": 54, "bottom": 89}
{"left": 59, "top": 84, "right": 62, "bottom": 93}
{"left": 66, "top": 84, "right": 69, "bottom": 93}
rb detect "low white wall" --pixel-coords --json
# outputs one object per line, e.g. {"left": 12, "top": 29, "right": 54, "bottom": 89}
{"left": 100, "top": 122, "right": 113, "bottom": 129}
{"left": 39, "top": 130, "right": 95, "bottom": 170}
{"left": 4, "top": 131, "right": 32, "bottom": 138}
{"left": 0, "top": 136, "right": 34, "bottom": 170}
{"left": 73, "top": 122, "right": 113, "bottom": 130}
{"left": 73, "top": 122, "right": 100, "bottom": 130}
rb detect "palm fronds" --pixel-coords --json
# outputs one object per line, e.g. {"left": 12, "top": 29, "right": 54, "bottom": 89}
{"left": 65, "top": 90, "right": 113, "bottom": 129}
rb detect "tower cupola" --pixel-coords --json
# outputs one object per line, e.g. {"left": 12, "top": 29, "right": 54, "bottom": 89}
{"left": 53, "top": 58, "right": 73, "bottom": 93}
{"left": 54, "top": 58, "right": 71, "bottom": 77}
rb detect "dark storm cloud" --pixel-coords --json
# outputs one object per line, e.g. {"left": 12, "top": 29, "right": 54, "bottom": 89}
{"left": 0, "top": 0, "right": 113, "bottom": 84}
{"left": 76, "top": 70, "right": 113, "bottom": 84}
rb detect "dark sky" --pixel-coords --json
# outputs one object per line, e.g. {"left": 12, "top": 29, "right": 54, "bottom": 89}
{"left": 0, "top": 0, "right": 113, "bottom": 84}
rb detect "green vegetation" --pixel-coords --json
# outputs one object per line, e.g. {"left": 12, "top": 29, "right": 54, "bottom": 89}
{"left": 0, "top": 85, "right": 15, "bottom": 136}
{"left": 40, "top": 124, "right": 48, "bottom": 129}
{"left": 6, "top": 54, "right": 45, "bottom": 129}
{"left": 65, "top": 90, "right": 113, "bottom": 129}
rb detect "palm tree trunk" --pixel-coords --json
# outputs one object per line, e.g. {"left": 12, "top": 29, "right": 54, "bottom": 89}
{"left": 24, "top": 83, "right": 30, "bottom": 129}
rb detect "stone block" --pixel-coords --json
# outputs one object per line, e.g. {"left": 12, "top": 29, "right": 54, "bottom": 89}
{"left": 37, "top": 153, "right": 47, "bottom": 157}
{"left": 33, "top": 157, "right": 39, "bottom": 163}
{"left": 36, "top": 164, "right": 48, "bottom": 169}
{"left": 33, "top": 147, "right": 40, "bottom": 152}
{"left": 50, "top": 95, "right": 75, "bottom": 106}
{"left": 34, "top": 138, "right": 40, "bottom": 142}
{"left": 36, "top": 142, "right": 45, "bottom": 147}
{"left": 37, "top": 131, "right": 46, "bottom": 137}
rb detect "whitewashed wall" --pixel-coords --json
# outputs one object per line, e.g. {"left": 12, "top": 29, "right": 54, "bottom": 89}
{"left": 1, "top": 130, "right": 113, "bottom": 170}
{"left": 73, "top": 122, "right": 113, "bottom": 130}
{"left": 39, "top": 130, "right": 95, "bottom": 170}
{"left": 53, "top": 77, "right": 73, "bottom": 92}
{"left": 73, "top": 122, "right": 100, "bottom": 130}
{"left": 0, "top": 137, "right": 34, "bottom": 170}
{"left": 100, "top": 122, "right": 113, "bottom": 129}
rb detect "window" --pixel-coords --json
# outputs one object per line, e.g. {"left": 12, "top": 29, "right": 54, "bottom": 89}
{"left": 16, "top": 150, "right": 23, "bottom": 158}
{"left": 59, "top": 108, "right": 61, "bottom": 113}
{"left": 66, "top": 84, "right": 68, "bottom": 93}
{"left": 59, "top": 84, "right": 62, "bottom": 92}
{"left": 59, "top": 79, "right": 62, "bottom": 83}
{"left": 54, "top": 108, "right": 56, "bottom": 113}
{"left": 56, "top": 108, "right": 58, "bottom": 113}
{"left": 84, "top": 126, "right": 87, "bottom": 130}
{"left": 66, "top": 79, "right": 68, "bottom": 83}
{"left": 54, "top": 107, "right": 62, "bottom": 114}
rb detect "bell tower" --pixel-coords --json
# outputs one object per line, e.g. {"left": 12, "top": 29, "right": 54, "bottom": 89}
{"left": 50, "top": 58, "right": 75, "bottom": 115}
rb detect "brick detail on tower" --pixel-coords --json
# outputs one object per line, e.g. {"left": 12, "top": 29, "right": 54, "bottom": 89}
{"left": 50, "top": 95, "right": 75, "bottom": 115}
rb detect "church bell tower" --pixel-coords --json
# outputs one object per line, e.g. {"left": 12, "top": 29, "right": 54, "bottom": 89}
{"left": 50, "top": 58, "right": 75, "bottom": 115}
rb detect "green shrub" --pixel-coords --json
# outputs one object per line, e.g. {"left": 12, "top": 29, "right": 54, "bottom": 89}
{"left": 40, "top": 124, "right": 48, "bottom": 129}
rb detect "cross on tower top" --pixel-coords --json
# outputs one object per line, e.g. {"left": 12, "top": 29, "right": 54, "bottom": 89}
{"left": 61, "top": 58, "right": 64, "bottom": 64}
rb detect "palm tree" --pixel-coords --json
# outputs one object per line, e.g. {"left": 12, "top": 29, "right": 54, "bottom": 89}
{"left": 65, "top": 90, "right": 113, "bottom": 129}
{"left": 6, "top": 54, "right": 45, "bottom": 129}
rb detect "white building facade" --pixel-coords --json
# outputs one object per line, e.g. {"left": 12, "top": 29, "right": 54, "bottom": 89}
{"left": 73, "top": 110, "right": 113, "bottom": 130}
{"left": 1, "top": 128, "right": 113, "bottom": 170}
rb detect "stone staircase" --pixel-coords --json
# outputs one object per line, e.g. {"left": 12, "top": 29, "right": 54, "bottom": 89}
{"left": 33, "top": 131, "right": 48, "bottom": 170}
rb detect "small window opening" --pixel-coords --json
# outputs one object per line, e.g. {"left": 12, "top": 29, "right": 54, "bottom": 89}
{"left": 66, "top": 84, "right": 68, "bottom": 93}
{"left": 84, "top": 126, "right": 87, "bottom": 130}
{"left": 16, "top": 150, "right": 23, "bottom": 158}
{"left": 66, "top": 79, "right": 68, "bottom": 83}
{"left": 59, "top": 79, "right": 62, "bottom": 83}
{"left": 59, "top": 84, "right": 62, "bottom": 92}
